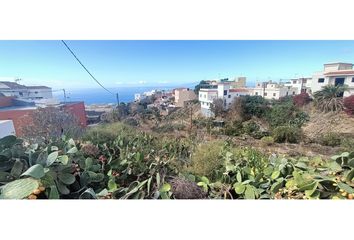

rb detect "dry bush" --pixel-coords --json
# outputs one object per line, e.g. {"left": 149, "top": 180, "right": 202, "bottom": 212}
{"left": 169, "top": 177, "right": 207, "bottom": 199}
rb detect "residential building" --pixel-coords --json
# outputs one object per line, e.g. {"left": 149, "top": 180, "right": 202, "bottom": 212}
{"left": 173, "top": 88, "right": 197, "bottom": 107}
{"left": 230, "top": 77, "right": 247, "bottom": 89}
{"left": 310, "top": 62, "right": 354, "bottom": 97}
{"left": 199, "top": 88, "right": 218, "bottom": 117}
{"left": 199, "top": 80, "right": 250, "bottom": 117}
{"left": 250, "top": 81, "right": 298, "bottom": 100}
{"left": 134, "top": 93, "right": 142, "bottom": 102}
{"left": 284, "top": 77, "right": 312, "bottom": 94}
{"left": 0, "top": 81, "right": 53, "bottom": 99}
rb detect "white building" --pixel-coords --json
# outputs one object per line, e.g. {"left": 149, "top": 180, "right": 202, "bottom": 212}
{"left": 284, "top": 77, "right": 312, "bottom": 94}
{"left": 250, "top": 81, "right": 298, "bottom": 100}
{"left": 199, "top": 81, "right": 250, "bottom": 117}
{"left": 134, "top": 93, "right": 142, "bottom": 102}
{"left": 26, "top": 86, "right": 53, "bottom": 99}
{"left": 0, "top": 81, "right": 53, "bottom": 100}
{"left": 310, "top": 62, "right": 354, "bottom": 97}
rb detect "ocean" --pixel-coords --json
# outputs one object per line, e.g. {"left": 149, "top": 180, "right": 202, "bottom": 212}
{"left": 53, "top": 86, "right": 193, "bottom": 105}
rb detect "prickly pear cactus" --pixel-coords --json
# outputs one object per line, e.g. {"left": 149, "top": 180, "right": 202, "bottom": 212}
{"left": 0, "top": 178, "right": 40, "bottom": 199}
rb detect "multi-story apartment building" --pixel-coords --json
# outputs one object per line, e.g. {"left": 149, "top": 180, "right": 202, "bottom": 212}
{"left": 199, "top": 80, "right": 250, "bottom": 117}
{"left": 250, "top": 81, "right": 298, "bottom": 100}
{"left": 310, "top": 62, "right": 354, "bottom": 97}
{"left": 284, "top": 77, "right": 312, "bottom": 94}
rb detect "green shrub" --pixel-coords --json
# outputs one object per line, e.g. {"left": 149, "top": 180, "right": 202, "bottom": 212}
{"left": 228, "top": 96, "right": 269, "bottom": 122}
{"left": 319, "top": 132, "right": 342, "bottom": 147}
{"left": 243, "top": 121, "right": 267, "bottom": 139}
{"left": 266, "top": 100, "right": 309, "bottom": 128}
{"left": 83, "top": 122, "right": 136, "bottom": 144}
{"left": 223, "top": 121, "right": 243, "bottom": 136}
{"left": 122, "top": 117, "right": 139, "bottom": 126}
{"left": 261, "top": 136, "right": 275, "bottom": 146}
{"left": 187, "top": 141, "right": 225, "bottom": 179}
{"left": 341, "top": 137, "right": 354, "bottom": 151}
{"left": 272, "top": 125, "right": 301, "bottom": 143}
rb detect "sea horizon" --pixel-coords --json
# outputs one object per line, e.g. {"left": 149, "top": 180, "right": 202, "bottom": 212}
{"left": 53, "top": 84, "right": 195, "bottom": 105}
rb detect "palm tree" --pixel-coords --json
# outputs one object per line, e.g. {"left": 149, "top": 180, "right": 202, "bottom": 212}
{"left": 313, "top": 84, "right": 348, "bottom": 112}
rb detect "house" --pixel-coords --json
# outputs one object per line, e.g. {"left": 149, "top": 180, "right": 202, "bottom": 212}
{"left": 199, "top": 80, "right": 250, "bottom": 117}
{"left": 284, "top": 77, "right": 312, "bottom": 94}
{"left": 250, "top": 81, "right": 298, "bottom": 100}
{"left": 0, "top": 81, "right": 53, "bottom": 99}
{"left": 310, "top": 62, "right": 354, "bottom": 97}
{"left": 173, "top": 88, "right": 197, "bottom": 107}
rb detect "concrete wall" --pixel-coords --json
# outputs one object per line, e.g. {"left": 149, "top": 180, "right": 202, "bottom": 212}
{"left": 0, "top": 120, "right": 16, "bottom": 138}
{"left": 0, "top": 102, "right": 87, "bottom": 137}
{"left": 0, "top": 96, "right": 14, "bottom": 107}
{"left": 0, "top": 109, "right": 33, "bottom": 136}
{"left": 62, "top": 102, "right": 87, "bottom": 127}
{"left": 175, "top": 89, "right": 196, "bottom": 107}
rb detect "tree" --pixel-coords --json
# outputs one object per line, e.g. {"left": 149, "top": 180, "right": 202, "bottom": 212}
{"left": 210, "top": 98, "right": 225, "bottom": 118}
{"left": 194, "top": 80, "right": 207, "bottom": 94}
{"left": 21, "top": 107, "right": 83, "bottom": 143}
{"left": 229, "top": 95, "right": 268, "bottom": 121}
{"left": 313, "top": 85, "right": 348, "bottom": 112}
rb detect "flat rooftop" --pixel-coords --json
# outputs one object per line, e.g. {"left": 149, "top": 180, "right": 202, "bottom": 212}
{"left": 0, "top": 106, "right": 37, "bottom": 112}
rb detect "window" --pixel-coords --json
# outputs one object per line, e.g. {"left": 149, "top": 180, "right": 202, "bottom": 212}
{"left": 293, "top": 80, "right": 297, "bottom": 84}
{"left": 352, "top": 77, "right": 354, "bottom": 82}
{"left": 255, "top": 92, "right": 258, "bottom": 95}
{"left": 292, "top": 91, "right": 295, "bottom": 95}
{"left": 286, "top": 92, "right": 289, "bottom": 96}
{"left": 273, "top": 93, "right": 276, "bottom": 97}
{"left": 318, "top": 78, "right": 325, "bottom": 83}
{"left": 264, "top": 92, "right": 267, "bottom": 96}
{"left": 19, "top": 92, "right": 23, "bottom": 96}
{"left": 228, "top": 95, "right": 231, "bottom": 98}
{"left": 224, "top": 90, "right": 227, "bottom": 96}
{"left": 35, "top": 91, "right": 38, "bottom": 94}
{"left": 199, "top": 94, "right": 202, "bottom": 98}
{"left": 204, "top": 94, "right": 206, "bottom": 98}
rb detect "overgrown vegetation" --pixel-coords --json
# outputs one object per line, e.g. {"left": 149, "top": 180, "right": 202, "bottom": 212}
{"left": 1, "top": 121, "right": 354, "bottom": 199}
{"left": 314, "top": 85, "right": 348, "bottom": 112}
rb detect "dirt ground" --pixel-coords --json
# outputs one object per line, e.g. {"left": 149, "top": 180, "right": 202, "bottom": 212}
{"left": 302, "top": 109, "right": 354, "bottom": 140}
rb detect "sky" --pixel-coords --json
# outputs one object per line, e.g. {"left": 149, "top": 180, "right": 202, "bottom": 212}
{"left": 0, "top": 40, "right": 354, "bottom": 91}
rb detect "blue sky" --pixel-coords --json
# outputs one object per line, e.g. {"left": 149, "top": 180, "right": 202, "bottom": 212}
{"left": 0, "top": 40, "right": 354, "bottom": 90}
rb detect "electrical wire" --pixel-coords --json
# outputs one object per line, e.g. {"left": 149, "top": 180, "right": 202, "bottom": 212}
{"left": 60, "top": 40, "right": 114, "bottom": 95}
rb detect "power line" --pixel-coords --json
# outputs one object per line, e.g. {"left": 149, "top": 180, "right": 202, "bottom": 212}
{"left": 60, "top": 40, "right": 114, "bottom": 95}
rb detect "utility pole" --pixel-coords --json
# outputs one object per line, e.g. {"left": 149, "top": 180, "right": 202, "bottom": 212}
{"left": 63, "top": 89, "right": 67, "bottom": 103}
{"left": 116, "top": 93, "right": 120, "bottom": 106}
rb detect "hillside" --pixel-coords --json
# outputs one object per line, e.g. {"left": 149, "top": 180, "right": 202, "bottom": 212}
{"left": 302, "top": 107, "right": 354, "bottom": 140}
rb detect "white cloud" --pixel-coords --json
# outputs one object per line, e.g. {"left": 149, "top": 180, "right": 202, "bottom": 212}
{"left": 138, "top": 80, "right": 147, "bottom": 84}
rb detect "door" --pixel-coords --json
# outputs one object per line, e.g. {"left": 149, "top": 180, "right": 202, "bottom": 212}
{"left": 335, "top": 78, "right": 345, "bottom": 86}
{"left": 335, "top": 78, "right": 345, "bottom": 97}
